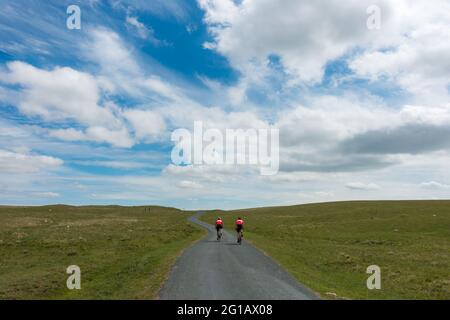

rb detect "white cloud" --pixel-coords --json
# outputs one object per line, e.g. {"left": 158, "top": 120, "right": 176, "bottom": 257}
{"left": 0, "top": 149, "right": 63, "bottom": 173}
{"left": 159, "top": 102, "right": 268, "bottom": 132}
{"left": 178, "top": 180, "right": 203, "bottom": 189}
{"left": 273, "top": 93, "right": 450, "bottom": 174}
{"left": 85, "top": 126, "right": 134, "bottom": 148}
{"left": 126, "top": 15, "right": 151, "bottom": 38}
{"left": 73, "top": 160, "right": 148, "bottom": 169}
{"left": 346, "top": 182, "right": 381, "bottom": 190}
{"left": 126, "top": 15, "right": 165, "bottom": 46}
{"left": 0, "top": 28, "right": 269, "bottom": 151}
{"left": 123, "top": 109, "right": 166, "bottom": 140}
{"left": 198, "top": 0, "right": 393, "bottom": 83}
{"left": 399, "top": 105, "right": 450, "bottom": 126}
{"left": 84, "top": 29, "right": 173, "bottom": 99}
{"left": 33, "top": 192, "right": 60, "bottom": 198}
{"left": 420, "top": 181, "right": 450, "bottom": 190}
{"left": 1, "top": 61, "right": 119, "bottom": 127}
{"left": 348, "top": 0, "right": 450, "bottom": 105}
{"left": 142, "top": 76, "right": 185, "bottom": 102}
{"left": 0, "top": 30, "right": 182, "bottom": 148}
{"left": 48, "top": 126, "right": 134, "bottom": 148}
{"left": 86, "top": 28, "right": 140, "bottom": 78}
{"left": 48, "top": 128, "right": 86, "bottom": 141}
{"left": 277, "top": 95, "right": 394, "bottom": 149}
{"left": 83, "top": 28, "right": 147, "bottom": 97}
{"left": 199, "top": 0, "right": 450, "bottom": 110}
{"left": 314, "top": 191, "right": 335, "bottom": 198}
{"left": 162, "top": 164, "right": 255, "bottom": 186}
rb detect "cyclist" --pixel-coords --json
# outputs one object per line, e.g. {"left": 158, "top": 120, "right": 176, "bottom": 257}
{"left": 215, "top": 217, "right": 224, "bottom": 240}
{"left": 235, "top": 217, "right": 244, "bottom": 244}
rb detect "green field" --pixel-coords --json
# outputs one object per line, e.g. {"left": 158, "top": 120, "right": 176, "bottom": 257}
{"left": 0, "top": 205, "right": 204, "bottom": 299}
{"left": 1, "top": 201, "right": 449, "bottom": 300}
{"left": 201, "top": 201, "right": 450, "bottom": 299}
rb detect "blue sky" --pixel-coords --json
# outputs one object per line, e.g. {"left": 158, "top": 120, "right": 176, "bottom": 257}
{"left": 1, "top": 0, "right": 450, "bottom": 209}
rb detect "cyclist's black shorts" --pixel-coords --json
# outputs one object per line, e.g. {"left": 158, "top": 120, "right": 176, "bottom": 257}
{"left": 216, "top": 225, "right": 223, "bottom": 230}
{"left": 235, "top": 225, "right": 243, "bottom": 232}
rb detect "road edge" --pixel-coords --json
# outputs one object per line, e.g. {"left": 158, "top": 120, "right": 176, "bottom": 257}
{"left": 154, "top": 214, "right": 208, "bottom": 300}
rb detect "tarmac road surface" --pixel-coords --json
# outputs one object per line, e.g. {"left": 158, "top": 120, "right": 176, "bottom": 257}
{"left": 158, "top": 212, "right": 319, "bottom": 300}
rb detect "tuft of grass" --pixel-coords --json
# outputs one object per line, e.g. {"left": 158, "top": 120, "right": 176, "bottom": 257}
{"left": 0, "top": 205, "right": 205, "bottom": 299}
{"left": 201, "top": 200, "right": 450, "bottom": 299}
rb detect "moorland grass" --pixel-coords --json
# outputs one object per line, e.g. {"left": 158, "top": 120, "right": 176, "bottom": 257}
{"left": 201, "top": 200, "right": 450, "bottom": 299}
{"left": 0, "top": 205, "right": 204, "bottom": 299}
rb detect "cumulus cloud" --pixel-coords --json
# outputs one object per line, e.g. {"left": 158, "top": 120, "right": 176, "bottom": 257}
{"left": 0, "top": 29, "right": 176, "bottom": 148}
{"left": 198, "top": 0, "right": 394, "bottom": 83}
{"left": 0, "top": 28, "right": 276, "bottom": 154}
{"left": 123, "top": 109, "right": 166, "bottom": 140}
{"left": 349, "top": 0, "right": 450, "bottom": 104}
{"left": 1, "top": 61, "right": 119, "bottom": 127}
{"left": 0, "top": 149, "right": 63, "bottom": 173}
{"left": 85, "top": 127, "right": 134, "bottom": 148}
{"left": 277, "top": 95, "right": 394, "bottom": 149}
{"left": 274, "top": 95, "right": 450, "bottom": 173}
{"left": 199, "top": 0, "right": 450, "bottom": 109}
{"left": 0, "top": 60, "right": 137, "bottom": 148}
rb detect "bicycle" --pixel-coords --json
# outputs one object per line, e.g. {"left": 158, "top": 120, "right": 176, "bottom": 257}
{"left": 237, "top": 230, "right": 243, "bottom": 245}
{"left": 217, "top": 228, "right": 223, "bottom": 241}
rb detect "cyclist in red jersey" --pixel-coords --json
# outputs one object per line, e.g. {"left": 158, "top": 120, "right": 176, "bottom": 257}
{"left": 215, "top": 217, "right": 224, "bottom": 240}
{"left": 235, "top": 217, "right": 244, "bottom": 244}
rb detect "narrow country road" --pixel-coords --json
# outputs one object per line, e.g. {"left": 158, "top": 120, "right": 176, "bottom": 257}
{"left": 158, "top": 212, "right": 319, "bottom": 300}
